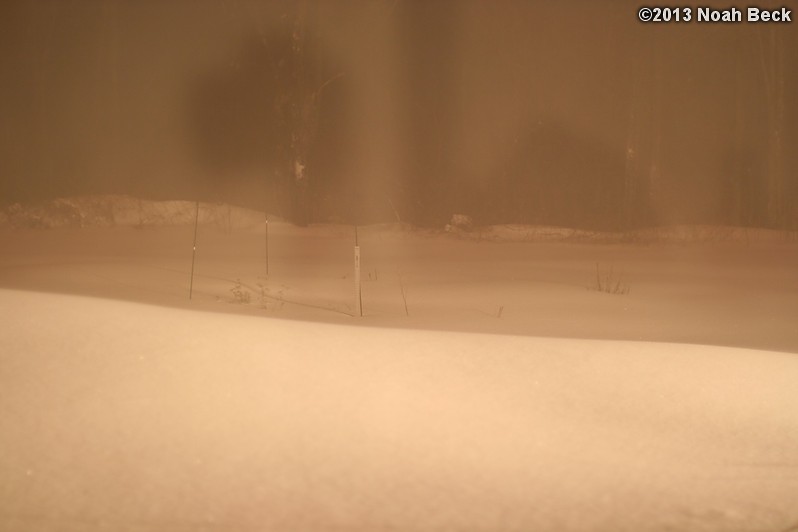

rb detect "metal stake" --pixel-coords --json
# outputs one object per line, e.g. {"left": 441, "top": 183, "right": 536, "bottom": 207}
{"left": 189, "top": 200, "right": 199, "bottom": 300}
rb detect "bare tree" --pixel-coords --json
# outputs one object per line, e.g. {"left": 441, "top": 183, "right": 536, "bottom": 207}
{"left": 624, "top": 70, "right": 643, "bottom": 229}
{"left": 647, "top": 30, "right": 664, "bottom": 225}
{"left": 756, "top": 26, "right": 786, "bottom": 228}
{"left": 289, "top": 0, "right": 312, "bottom": 225}
{"left": 286, "top": 1, "right": 346, "bottom": 225}
{"left": 34, "top": 1, "right": 59, "bottom": 188}
{"left": 624, "top": 28, "right": 662, "bottom": 229}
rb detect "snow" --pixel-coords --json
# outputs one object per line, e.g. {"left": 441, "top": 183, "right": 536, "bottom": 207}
{"left": 1, "top": 196, "right": 798, "bottom": 531}
{"left": 1, "top": 195, "right": 269, "bottom": 231}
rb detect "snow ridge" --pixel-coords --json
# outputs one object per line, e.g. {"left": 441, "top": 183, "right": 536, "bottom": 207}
{"left": 1, "top": 195, "right": 268, "bottom": 231}
{"left": 2, "top": 195, "right": 796, "bottom": 244}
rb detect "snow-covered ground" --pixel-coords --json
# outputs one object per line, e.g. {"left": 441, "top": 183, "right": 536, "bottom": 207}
{"left": 1, "top": 196, "right": 798, "bottom": 531}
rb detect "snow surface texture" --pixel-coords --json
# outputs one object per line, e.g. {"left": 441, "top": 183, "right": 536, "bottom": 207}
{"left": 1, "top": 196, "right": 268, "bottom": 231}
{"left": 1, "top": 196, "right": 798, "bottom": 531}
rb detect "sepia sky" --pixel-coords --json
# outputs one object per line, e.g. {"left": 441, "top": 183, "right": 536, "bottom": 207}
{"left": 0, "top": 0, "right": 795, "bottom": 227}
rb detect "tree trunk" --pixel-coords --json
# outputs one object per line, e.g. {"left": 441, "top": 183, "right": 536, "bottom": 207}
{"left": 623, "top": 77, "right": 641, "bottom": 229}
{"left": 758, "top": 27, "right": 785, "bottom": 228}
{"left": 648, "top": 33, "right": 663, "bottom": 223}
{"left": 290, "top": 0, "right": 310, "bottom": 225}
{"left": 731, "top": 35, "right": 745, "bottom": 226}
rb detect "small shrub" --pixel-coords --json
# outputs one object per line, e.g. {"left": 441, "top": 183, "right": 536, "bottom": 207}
{"left": 398, "top": 273, "right": 409, "bottom": 316}
{"left": 230, "top": 278, "right": 251, "bottom": 304}
{"left": 592, "top": 263, "right": 630, "bottom": 295}
{"left": 255, "top": 282, "right": 285, "bottom": 310}
{"left": 256, "top": 283, "right": 268, "bottom": 309}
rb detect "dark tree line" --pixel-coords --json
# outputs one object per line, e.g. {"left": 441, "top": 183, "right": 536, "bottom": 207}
{"left": 187, "top": 1, "right": 349, "bottom": 225}
{"left": 187, "top": 3, "right": 795, "bottom": 231}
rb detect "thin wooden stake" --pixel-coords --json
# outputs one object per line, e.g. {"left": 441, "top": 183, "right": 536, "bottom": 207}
{"left": 189, "top": 200, "right": 199, "bottom": 300}
{"left": 265, "top": 213, "right": 269, "bottom": 278}
{"left": 354, "top": 225, "right": 362, "bottom": 317}
{"left": 398, "top": 273, "right": 409, "bottom": 317}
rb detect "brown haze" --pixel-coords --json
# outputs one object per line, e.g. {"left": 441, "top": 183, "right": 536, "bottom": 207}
{"left": 1, "top": 0, "right": 795, "bottom": 228}
{"left": 2, "top": 3, "right": 798, "bottom": 531}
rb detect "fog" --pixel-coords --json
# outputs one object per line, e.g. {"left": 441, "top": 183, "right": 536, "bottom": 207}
{"left": 2, "top": 3, "right": 798, "bottom": 531}
{"left": 1, "top": 0, "right": 795, "bottom": 228}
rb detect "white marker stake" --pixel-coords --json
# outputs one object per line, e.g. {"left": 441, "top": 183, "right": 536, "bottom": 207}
{"left": 354, "top": 225, "right": 362, "bottom": 317}
{"left": 265, "top": 214, "right": 269, "bottom": 278}
{"left": 354, "top": 244, "right": 362, "bottom": 317}
{"left": 189, "top": 200, "right": 199, "bottom": 300}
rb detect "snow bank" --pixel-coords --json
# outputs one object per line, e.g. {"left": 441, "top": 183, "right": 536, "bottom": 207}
{"left": 1, "top": 288, "right": 797, "bottom": 531}
{"left": 461, "top": 223, "right": 797, "bottom": 244}
{"left": 1, "top": 195, "right": 268, "bottom": 231}
{"left": 3, "top": 196, "right": 796, "bottom": 244}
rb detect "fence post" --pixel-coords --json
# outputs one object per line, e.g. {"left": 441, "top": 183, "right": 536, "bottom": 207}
{"left": 354, "top": 226, "right": 362, "bottom": 317}
{"left": 189, "top": 200, "right": 200, "bottom": 300}
{"left": 265, "top": 213, "right": 269, "bottom": 278}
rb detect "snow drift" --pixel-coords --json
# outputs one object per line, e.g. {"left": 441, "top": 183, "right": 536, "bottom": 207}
{"left": 1, "top": 195, "right": 797, "bottom": 531}
{"left": 1, "top": 289, "right": 798, "bottom": 532}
